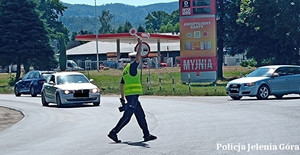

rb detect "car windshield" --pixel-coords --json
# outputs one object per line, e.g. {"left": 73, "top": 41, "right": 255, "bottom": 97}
{"left": 57, "top": 75, "right": 89, "bottom": 85}
{"left": 246, "top": 68, "right": 276, "bottom": 77}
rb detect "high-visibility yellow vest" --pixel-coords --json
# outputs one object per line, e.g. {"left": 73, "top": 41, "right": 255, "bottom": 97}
{"left": 123, "top": 64, "right": 143, "bottom": 96}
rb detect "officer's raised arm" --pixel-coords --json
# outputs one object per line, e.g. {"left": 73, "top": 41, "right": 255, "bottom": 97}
{"left": 135, "top": 37, "right": 142, "bottom": 63}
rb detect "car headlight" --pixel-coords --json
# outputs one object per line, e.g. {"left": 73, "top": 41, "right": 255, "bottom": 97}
{"left": 244, "top": 82, "right": 256, "bottom": 86}
{"left": 226, "top": 83, "right": 230, "bottom": 88}
{"left": 63, "top": 90, "right": 73, "bottom": 94}
{"left": 91, "top": 88, "right": 99, "bottom": 93}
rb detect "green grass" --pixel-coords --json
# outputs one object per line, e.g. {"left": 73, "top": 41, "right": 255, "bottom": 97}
{"left": 223, "top": 66, "right": 255, "bottom": 80}
{"left": 0, "top": 66, "right": 255, "bottom": 96}
{"left": 82, "top": 66, "right": 254, "bottom": 96}
{"left": 0, "top": 73, "right": 14, "bottom": 94}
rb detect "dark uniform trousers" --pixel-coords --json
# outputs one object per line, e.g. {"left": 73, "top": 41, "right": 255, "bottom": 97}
{"left": 111, "top": 95, "right": 150, "bottom": 137}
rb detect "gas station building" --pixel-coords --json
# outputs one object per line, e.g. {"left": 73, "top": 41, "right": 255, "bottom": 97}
{"left": 69, "top": 33, "right": 180, "bottom": 69}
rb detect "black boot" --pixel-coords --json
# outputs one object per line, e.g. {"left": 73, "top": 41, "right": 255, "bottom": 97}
{"left": 108, "top": 131, "right": 121, "bottom": 143}
{"left": 144, "top": 134, "right": 157, "bottom": 142}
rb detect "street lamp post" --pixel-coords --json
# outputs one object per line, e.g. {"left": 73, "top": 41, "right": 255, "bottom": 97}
{"left": 95, "top": 0, "right": 99, "bottom": 71}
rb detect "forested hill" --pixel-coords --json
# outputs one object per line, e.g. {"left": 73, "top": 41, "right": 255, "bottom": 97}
{"left": 60, "top": 2, "right": 178, "bottom": 33}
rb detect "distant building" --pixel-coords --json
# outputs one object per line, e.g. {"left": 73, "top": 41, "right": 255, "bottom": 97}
{"left": 66, "top": 40, "right": 180, "bottom": 69}
{"left": 224, "top": 53, "right": 246, "bottom": 66}
{"left": 69, "top": 33, "right": 180, "bottom": 70}
{"left": 223, "top": 48, "right": 247, "bottom": 66}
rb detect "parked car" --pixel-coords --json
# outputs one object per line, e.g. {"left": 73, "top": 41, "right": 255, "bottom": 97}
{"left": 14, "top": 71, "right": 55, "bottom": 97}
{"left": 54, "top": 60, "right": 83, "bottom": 71}
{"left": 226, "top": 65, "right": 300, "bottom": 100}
{"left": 66, "top": 60, "right": 83, "bottom": 71}
{"left": 41, "top": 72, "right": 101, "bottom": 107}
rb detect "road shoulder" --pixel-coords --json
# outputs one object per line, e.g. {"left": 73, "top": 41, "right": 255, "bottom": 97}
{"left": 0, "top": 106, "right": 24, "bottom": 131}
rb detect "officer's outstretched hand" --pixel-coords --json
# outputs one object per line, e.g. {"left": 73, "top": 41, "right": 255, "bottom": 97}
{"left": 137, "top": 37, "right": 142, "bottom": 44}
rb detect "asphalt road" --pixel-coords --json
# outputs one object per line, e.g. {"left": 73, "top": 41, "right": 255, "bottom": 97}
{"left": 0, "top": 94, "right": 300, "bottom": 155}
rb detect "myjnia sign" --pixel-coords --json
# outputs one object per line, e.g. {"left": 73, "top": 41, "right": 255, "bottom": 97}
{"left": 179, "top": 0, "right": 217, "bottom": 83}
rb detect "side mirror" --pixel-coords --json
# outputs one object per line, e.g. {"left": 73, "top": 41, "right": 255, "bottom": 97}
{"left": 272, "top": 73, "right": 279, "bottom": 78}
{"left": 90, "top": 79, "right": 94, "bottom": 83}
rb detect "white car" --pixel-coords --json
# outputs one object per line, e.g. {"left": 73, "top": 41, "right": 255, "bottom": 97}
{"left": 41, "top": 72, "right": 101, "bottom": 107}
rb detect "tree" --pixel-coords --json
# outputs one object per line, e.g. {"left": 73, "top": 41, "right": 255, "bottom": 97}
{"left": 0, "top": 0, "right": 56, "bottom": 80}
{"left": 173, "top": 23, "right": 180, "bottom": 33}
{"left": 37, "top": 0, "right": 69, "bottom": 42}
{"left": 70, "top": 31, "right": 78, "bottom": 41}
{"left": 70, "top": 29, "right": 93, "bottom": 41}
{"left": 236, "top": 0, "right": 300, "bottom": 66}
{"left": 146, "top": 28, "right": 155, "bottom": 33}
{"left": 170, "top": 9, "right": 179, "bottom": 25}
{"left": 137, "top": 25, "right": 145, "bottom": 32}
{"left": 216, "top": 0, "right": 225, "bottom": 79}
{"left": 123, "top": 21, "right": 133, "bottom": 33}
{"left": 167, "top": 22, "right": 175, "bottom": 32}
{"left": 159, "top": 22, "right": 175, "bottom": 33}
{"left": 144, "top": 10, "right": 179, "bottom": 33}
{"left": 99, "top": 10, "right": 114, "bottom": 34}
{"left": 117, "top": 25, "right": 123, "bottom": 33}
{"left": 145, "top": 11, "right": 170, "bottom": 32}
{"left": 58, "top": 34, "right": 66, "bottom": 71}
{"left": 145, "top": 13, "right": 155, "bottom": 31}
{"left": 221, "top": 0, "right": 243, "bottom": 55}
{"left": 215, "top": 0, "right": 244, "bottom": 79}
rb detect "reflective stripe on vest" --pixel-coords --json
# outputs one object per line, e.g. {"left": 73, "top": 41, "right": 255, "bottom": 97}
{"left": 123, "top": 64, "right": 143, "bottom": 96}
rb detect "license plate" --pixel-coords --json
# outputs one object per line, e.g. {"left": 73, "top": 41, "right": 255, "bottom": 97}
{"left": 74, "top": 93, "right": 89, "bottom": 97}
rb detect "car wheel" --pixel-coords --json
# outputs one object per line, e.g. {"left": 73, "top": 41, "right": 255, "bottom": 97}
{"left": 230, "top": 96, "right": 242, "bottom": 100}
{"left": 56, "top": 93, "right": 63, "bottom": 108}
{"left": 93, "top": 102, "right": 100, "bottom": 106}
{"left": 30, "top": 86, "right": 37, "bottom": 97}
{"left": 257, "top": 85, "right": 270, "bottom": 100}
{"left": 274, "top": 94, "right": 283, "bottom": 99}
{"left": 41, "top": 93, "right": 49, "bottom": 106}
{"left": 14, "top": 86, "right": 21, "bottom": 97}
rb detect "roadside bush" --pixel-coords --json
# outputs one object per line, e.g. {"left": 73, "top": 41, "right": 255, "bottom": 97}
{"left": 8, "top": 74, "right": 16, "bottom": 86}
{"left": 240, "top": 59, "right": 257, "bottom": 67}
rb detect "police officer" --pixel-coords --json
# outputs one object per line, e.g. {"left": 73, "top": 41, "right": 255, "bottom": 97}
{"left": 108, "top": 37, "right": 157, "bottom": 143}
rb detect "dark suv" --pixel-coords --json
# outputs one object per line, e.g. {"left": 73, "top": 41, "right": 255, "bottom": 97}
{"left": 14, "top": 71, "right": 55, "bottom": 97}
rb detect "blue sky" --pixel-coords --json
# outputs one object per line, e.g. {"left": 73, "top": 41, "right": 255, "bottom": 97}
{"left": 60, "top": 0, "right": 177, "bottom": 6}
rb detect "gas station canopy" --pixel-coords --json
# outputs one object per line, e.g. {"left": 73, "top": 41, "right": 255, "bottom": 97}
{"left": 75, "top": 32, "right": 180, "bottom": 43}
{"left": 75, "top": 32, "right": 180, "bottom": 63}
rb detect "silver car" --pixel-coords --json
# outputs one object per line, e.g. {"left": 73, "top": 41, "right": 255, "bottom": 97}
{"left": 226, "top": 65, "right": 300, "bottom": 100}
{"left": 41, "top": 72, "right": 101, "bottom": 107}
